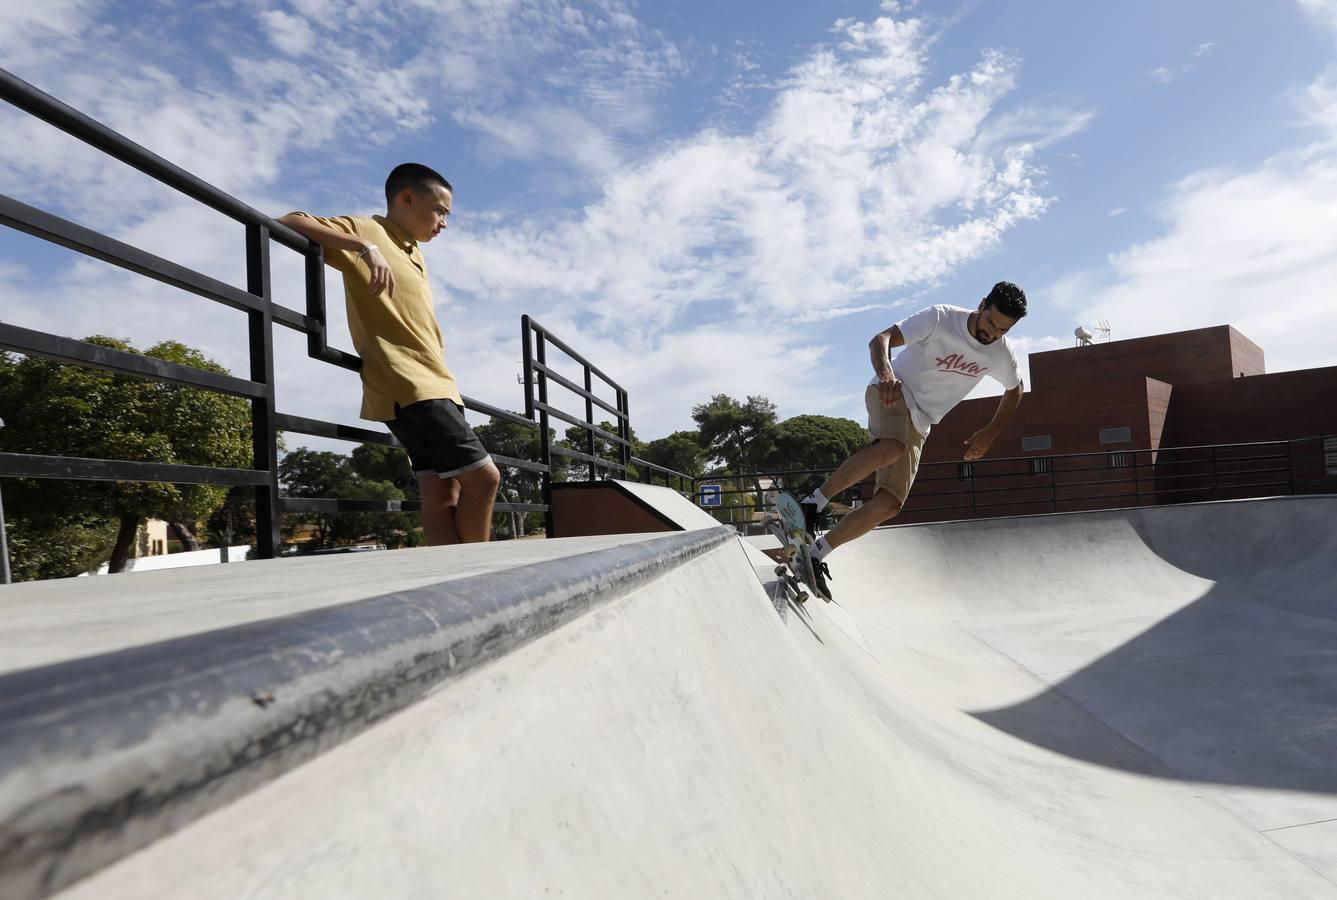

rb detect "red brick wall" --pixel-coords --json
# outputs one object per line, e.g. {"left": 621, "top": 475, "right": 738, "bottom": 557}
{"left": 920, "top": 377, "right": 1167, "bottom": 463}
{"left": 1160, "top": 366, "right": 1337, "bottom": 446}
{"left": 1028, "top": 325, "right": 1263, "bottom": 391}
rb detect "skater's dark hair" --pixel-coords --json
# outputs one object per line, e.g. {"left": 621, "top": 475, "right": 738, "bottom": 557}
{"left": 984, "top": 281, "right": 1027, "bottom": 320}
{"left": 385, "top": 163, "right": 453, "bottom": 206}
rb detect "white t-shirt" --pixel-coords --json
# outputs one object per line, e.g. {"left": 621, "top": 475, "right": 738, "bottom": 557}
{"left": 868, "top": 305, "right": 1021, "bottom": 437}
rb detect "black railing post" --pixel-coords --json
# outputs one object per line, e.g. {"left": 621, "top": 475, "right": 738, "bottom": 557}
{"left": 1287, "top": 439, "right": 1296, "bottom": 495}
{"left": 1049, "top": 458, "right": 1057, "bottom": 512}
{"left": 1209, "top": 446, "right": 1219, "bottom": 501}
{"left": 536, "top": 331, "right": 553, "bottom": 535}
{"left": 0, "top": 477, "right": 10, "bottom": 584}
{"left": 304, "top": 246, "right": 326, "bottom": 359}
{"left": 521, "top": 315, "right": 535, "bottom": 420}
{"left": 619, "top": 388, "right": 631, "bottom": 475}
{"left": 1133, "top": 449, "right": 1142, "bottom": 506}
{"left": 246, "top": 223, "right": 280, "bottom": 559}
{"left": 584, "top": 366, "right": 596, "bottom": 482}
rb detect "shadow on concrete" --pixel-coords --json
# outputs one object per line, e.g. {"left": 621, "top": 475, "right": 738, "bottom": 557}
{"left": 970, "top": 497, "right": 1337, "bottom": 793}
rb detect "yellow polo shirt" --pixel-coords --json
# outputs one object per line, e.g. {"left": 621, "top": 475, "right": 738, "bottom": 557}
{"left": 294, "top": 213, "right": 463, "bottom": 421}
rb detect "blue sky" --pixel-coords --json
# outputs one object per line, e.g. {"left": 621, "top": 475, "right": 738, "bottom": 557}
{"left": 2, "top": 0, "right": 1336, "bottom": 451}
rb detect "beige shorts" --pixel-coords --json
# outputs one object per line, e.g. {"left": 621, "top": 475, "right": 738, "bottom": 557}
{"left": 865, "top": 384, "right": 926, "bottom": 503}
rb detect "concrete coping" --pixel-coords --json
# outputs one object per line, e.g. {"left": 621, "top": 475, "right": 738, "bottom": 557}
{"left": 0, "top": 525, "right": 736, "bottom": 900}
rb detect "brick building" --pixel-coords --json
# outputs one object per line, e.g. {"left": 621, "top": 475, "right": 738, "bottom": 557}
{"left": 886, "top": 325, "right": 1337, "bottom": 524}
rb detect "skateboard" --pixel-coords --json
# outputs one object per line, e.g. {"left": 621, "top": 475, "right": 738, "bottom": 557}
{"left": 769, "top": 491, "right": 829, "bottom": 603}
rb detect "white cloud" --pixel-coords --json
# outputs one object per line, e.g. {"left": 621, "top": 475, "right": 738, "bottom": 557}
{"left": 259, "top": 10, "right": 315, "bottom": 56}
{"left": 1108, "top": 206, "right": 1127, "bottom": 217}
{"left": 1299, "top": 0, "right": 1337, "bottom": 35}
{"left": 0, "top": 3, "right": 1079, "bottom": 442}
{"left": 1041, "top": 2, "right": 1337, "bottom": 380}
{"left": 1147, "top": 41, "right": 1215, "bottom": 85}
{"left": 0, "top": 0, "right": 98, "bottom": 69}
{"left": 1049, "top": 153, "right": 1337, "bottom": 374}
{"left": 442, "top": 17, "right": 1063, "bottom": 332}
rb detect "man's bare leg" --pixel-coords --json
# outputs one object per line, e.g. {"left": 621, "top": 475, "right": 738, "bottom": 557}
{"left": 823, "top": 487, "right": 902, "bottom": 553}
{"left": 453, "top": 461, "right": 501, "bottom": 543}
{"left": 818, "top": 439, "right": 906, "bottom": 500}
{"left": 417, "top": 475, "right": 462, "bottom": 546}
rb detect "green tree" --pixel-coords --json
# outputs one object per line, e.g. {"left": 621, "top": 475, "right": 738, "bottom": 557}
{"left": 692, "top": 394, "right": 777, "bottom": 473}
{"left": 150, "top": 341, "right": 253, "bottom": 550}
{"left": 766, "top": 415, "right": 867, "bottom": 473}
{"left": 639, "top": 430, "right": 706, "bottom": 479}
{"left": 350, "top": 441, "right": 413, "bottom": 486}
{"left": 561, "top": 420, "right": 641, "bottom": 481}
{"left": 0, "top": 339, "right": 251, "bottom": 578}
{"left": 279, "top": 447, "right": 418, "bottom": 550}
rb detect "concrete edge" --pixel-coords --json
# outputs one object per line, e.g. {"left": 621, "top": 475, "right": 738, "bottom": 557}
{"left": 0, "top": 526, "right": 736, "bottom": 900}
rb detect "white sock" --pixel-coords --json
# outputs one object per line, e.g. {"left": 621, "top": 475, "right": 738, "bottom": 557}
{"left": 810, "top": 535, "right": 832, "bottom": 561}
{"left": 803, "top": 488, "right": 829, "bottom": 511}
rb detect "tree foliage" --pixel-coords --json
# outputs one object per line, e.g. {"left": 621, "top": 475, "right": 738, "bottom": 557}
{"left": 691, "top": 394, "right": 778, "bottom": 473}
{"left": 639, "top": 430, "right": 706, "bottom": 479}
{"left": 766, "top": 414, "right": 867, "bottom": 472}
{"left": 0, "top": 339, "right": 251, "bottom": 579}
{"left": 279, "top": 447, "right": 417, "bottom": 550}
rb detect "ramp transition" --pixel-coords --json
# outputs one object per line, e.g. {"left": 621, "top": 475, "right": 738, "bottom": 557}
{"left": 3, "top": 496, "right": 1336, "bottom": 897}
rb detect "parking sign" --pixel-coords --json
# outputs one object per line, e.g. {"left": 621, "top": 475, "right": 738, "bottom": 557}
{"left": 698, "top": 483, "right": 722, "bottom": 508}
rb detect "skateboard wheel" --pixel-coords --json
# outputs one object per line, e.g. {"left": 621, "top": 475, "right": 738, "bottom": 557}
{"left": 774, "top": 565, "right": 787, "bottom": 576}
{"left": 796, "top": 591, "right": 809, "bottom": 602}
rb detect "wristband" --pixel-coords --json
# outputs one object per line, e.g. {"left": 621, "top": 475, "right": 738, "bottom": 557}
{"left": 357, "top": 244, "right": 377, "bottom": 258}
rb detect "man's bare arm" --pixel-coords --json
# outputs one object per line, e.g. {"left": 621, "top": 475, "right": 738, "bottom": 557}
{"left": 963, "top": 382, "right": 1024, "bottom": 461}
{"left": 275, "top": 213, "right": 395, "bottom": 296}
{"left": 869, "top": 325, "right": 906, "bottom": 406}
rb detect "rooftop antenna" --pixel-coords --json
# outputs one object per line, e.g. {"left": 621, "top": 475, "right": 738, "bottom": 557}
{"left": 1096, "top": 320, "right": 1112, "bottom": 342}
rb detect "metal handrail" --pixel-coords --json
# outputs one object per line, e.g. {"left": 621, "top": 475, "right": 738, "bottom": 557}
{"left": 0, "top": 66, "right": 568, "bottom": 555}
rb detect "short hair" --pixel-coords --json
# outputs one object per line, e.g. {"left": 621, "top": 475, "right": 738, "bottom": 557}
{"left": 984, "top": 281, "right": 1027, "bottom": 320}
{"left": 384, "top": 163, "right": 453, "bottom": 206}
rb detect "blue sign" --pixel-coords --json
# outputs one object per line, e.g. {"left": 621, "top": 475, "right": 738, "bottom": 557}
{"left": 698, "top": 483, "right": 722, "bottom": 508}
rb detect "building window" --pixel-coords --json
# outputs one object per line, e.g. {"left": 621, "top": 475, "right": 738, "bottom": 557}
{"left": 1108, "top": 451, "right": 1135, "bottom": 469}
{"left": 1022, "top": 435, "right": 1052, "bottom": 452}
{"left": 1030, "top": 457, "right": 1053, "bottom": 475}
{"left": 958, "top": 462, "right": 975, "bottom": 480}
{"left": 1100, "top": 426, "right": 1132, "bottom": 445}
{"left": 1325, "top": 436, "right": 1337, "bottom": 476}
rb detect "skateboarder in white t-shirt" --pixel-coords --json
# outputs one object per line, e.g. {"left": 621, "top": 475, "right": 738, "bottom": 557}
{"left": 800, "top": 282, "right": 1028, "bottom": 598}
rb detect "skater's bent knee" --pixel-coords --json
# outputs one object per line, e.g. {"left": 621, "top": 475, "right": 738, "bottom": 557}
{"left": 871, "top": 488, "right": 903, "bottom": 515}
{"left": 460, "top": 461, "right": 501, "bottom": 491}
{"left": 871, "top": 438, "right": 906, "bottom": 465}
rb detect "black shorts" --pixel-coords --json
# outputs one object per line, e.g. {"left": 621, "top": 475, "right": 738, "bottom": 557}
{"left": 386, "top": 399, "right": 492, "bottom": 479}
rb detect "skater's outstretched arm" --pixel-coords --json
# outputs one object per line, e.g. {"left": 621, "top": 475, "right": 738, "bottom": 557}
{"left": 963, "top": 383, "right": 1024, "bottom": 461}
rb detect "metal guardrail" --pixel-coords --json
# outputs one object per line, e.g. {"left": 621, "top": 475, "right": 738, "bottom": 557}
{"left": 0, "top": 67, "right": 688, "bottom": 559}
{"left": 690, "top": 436, "right": 1337, "bottom": 532}
{"left": 900, "top": 435, "right": 1336, "bottom": 521}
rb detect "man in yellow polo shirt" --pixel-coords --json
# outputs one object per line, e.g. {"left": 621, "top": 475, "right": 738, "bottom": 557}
{"left": 277, "top": 163, "right": 500, "bottom": 545}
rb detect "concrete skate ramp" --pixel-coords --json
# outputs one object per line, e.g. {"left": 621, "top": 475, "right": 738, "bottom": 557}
{"left": 51, "top": 495, "right": 1337, "bottom": 897}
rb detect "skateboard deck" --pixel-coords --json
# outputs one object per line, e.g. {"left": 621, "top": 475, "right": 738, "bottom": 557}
{"left": 771, "top": 491, "right": 829, "bottom": 602}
